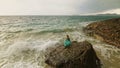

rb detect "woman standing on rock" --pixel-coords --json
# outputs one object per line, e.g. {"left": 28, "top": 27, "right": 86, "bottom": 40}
{"left": 64, "top": 35, "right": 71, "bottom": 48}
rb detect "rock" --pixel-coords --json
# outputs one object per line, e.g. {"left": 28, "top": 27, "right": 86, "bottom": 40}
{"left": 45, "top": 41, "right": 101, "bottom": 68}
{"left": 83, "top": 18, "right": 120, "bottom": 48}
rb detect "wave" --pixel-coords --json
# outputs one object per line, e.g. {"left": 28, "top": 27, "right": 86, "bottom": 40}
{"left": 5, "top": 28, "right": 76, "bottom": 35}
{"left": 2, "top": 27, "right": 77, "bottom": 35}
{"left": 0, "top": 39, "right": 59, "bottom": 68}
{"left": 35, "top": 28, "right": 75, "bottom": 34}
{"left": 3, "top": 29, "right": 34, "bottom": 33}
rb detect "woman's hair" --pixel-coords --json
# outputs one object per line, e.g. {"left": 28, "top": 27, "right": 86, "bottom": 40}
{"left": 66, "top": 35, "right": 70, "bottom": 41}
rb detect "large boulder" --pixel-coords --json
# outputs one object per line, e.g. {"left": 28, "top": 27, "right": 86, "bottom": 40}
{"left": 45, "top": 41, "right": 101, "bottom": 68}
{"left": 84, "top": 18, "right": 120, "bottom": 48}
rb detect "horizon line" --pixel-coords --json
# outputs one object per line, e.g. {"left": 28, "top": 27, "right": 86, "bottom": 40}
{"left": 0, "top": 14, "right": 119, "bottom": 16}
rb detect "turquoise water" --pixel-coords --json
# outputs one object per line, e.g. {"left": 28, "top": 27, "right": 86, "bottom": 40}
{"left": 0, "top": 16, "right": 120, "bottom": 68}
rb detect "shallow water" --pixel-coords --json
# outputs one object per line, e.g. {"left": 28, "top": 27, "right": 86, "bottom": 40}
{"left": 0, "top": 16, "right": 120, "bottom": 68}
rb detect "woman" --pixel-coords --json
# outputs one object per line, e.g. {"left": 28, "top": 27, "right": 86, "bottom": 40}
{"left": 64, "top": 35, "right": 71, "bottom": 48}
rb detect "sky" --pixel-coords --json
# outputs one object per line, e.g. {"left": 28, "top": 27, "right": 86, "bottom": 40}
{"left": 0, "top": 0, "right": 120, "bottom": 15}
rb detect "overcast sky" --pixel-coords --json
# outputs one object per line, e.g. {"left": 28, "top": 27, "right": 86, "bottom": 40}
{"left": 0, "top": 0, "right": 120, "bottom": 15}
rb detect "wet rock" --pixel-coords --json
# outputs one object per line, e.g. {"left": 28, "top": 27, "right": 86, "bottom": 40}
{"left": 45, "top": 41, "right": 101, "bottom": 68}
{"left": 84, "top": 18, "right": 120, "bottom": 48}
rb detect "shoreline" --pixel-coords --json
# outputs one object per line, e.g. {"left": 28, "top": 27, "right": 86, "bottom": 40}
{"left": 83, "top": 18, "right": 120, "bottom": 48}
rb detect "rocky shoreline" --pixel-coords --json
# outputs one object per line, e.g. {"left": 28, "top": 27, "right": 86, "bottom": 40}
{"left": 83, "top": 18, "right": 120, "bottom": 48}
{"left": 45, "top": 41, "right": 101, "bottom": 68}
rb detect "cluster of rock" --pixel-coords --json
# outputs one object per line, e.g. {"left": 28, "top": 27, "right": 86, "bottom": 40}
{"left": 45, "top": 41, "right": 101, "bottom": 68}
{"left": 84, "top": 18, "right": 120, "bottom": 48}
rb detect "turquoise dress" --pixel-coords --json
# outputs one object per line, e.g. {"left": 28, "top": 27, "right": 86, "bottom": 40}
{"left": 64, "top": 39, "right": 71, "bottom": 47}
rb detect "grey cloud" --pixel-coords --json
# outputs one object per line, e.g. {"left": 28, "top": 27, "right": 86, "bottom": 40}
{"left": 77, "top": 0, "right": 120, "bottom": 14}
{"left": 0, "top": 0, "right": 119, "bottom": 15}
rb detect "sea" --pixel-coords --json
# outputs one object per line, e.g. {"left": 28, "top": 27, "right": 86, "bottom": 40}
{"left": 0, "top": 16, "right": 120, "bottom": 68}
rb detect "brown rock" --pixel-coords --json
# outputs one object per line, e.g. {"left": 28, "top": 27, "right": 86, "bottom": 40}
{"left": 45, "top": 41, "right": 101, "bottom": 68}
{"left": 83, "top": 18, "right": 120, "bottom": 48}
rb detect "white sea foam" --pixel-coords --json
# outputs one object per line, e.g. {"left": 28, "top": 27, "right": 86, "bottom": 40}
{"left": 0, "top": 38, "right": 59, "bottom": 68}
{"left": 0, "top": 16, "right": 120, "bottom": 68}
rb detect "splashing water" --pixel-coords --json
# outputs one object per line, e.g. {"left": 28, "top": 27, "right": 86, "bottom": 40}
{"left": 0, "top": 16, "right": 120, "bottom": 68}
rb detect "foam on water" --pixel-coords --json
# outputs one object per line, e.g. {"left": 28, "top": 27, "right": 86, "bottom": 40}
{"left": 0, "top": 16, "right": 120, "bottom": 68}
{"left": 0, "top": 37, "right": 60, "bottom": 68}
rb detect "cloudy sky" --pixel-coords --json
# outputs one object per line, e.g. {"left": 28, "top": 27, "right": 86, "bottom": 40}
{"left": 0, "top": 0, "right": 120, "bottom": 15}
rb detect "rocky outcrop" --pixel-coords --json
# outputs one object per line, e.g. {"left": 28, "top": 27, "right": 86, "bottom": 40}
{"left": 45, "top": 41, "right": 101, "bottom": 68}
{"left": 83, "top": 18, "right": 120, "bottom": 48}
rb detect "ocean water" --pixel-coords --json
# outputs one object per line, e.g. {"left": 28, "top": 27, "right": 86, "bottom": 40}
{"left": 0, "top": 16, "right": 120, "bottom": 68}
